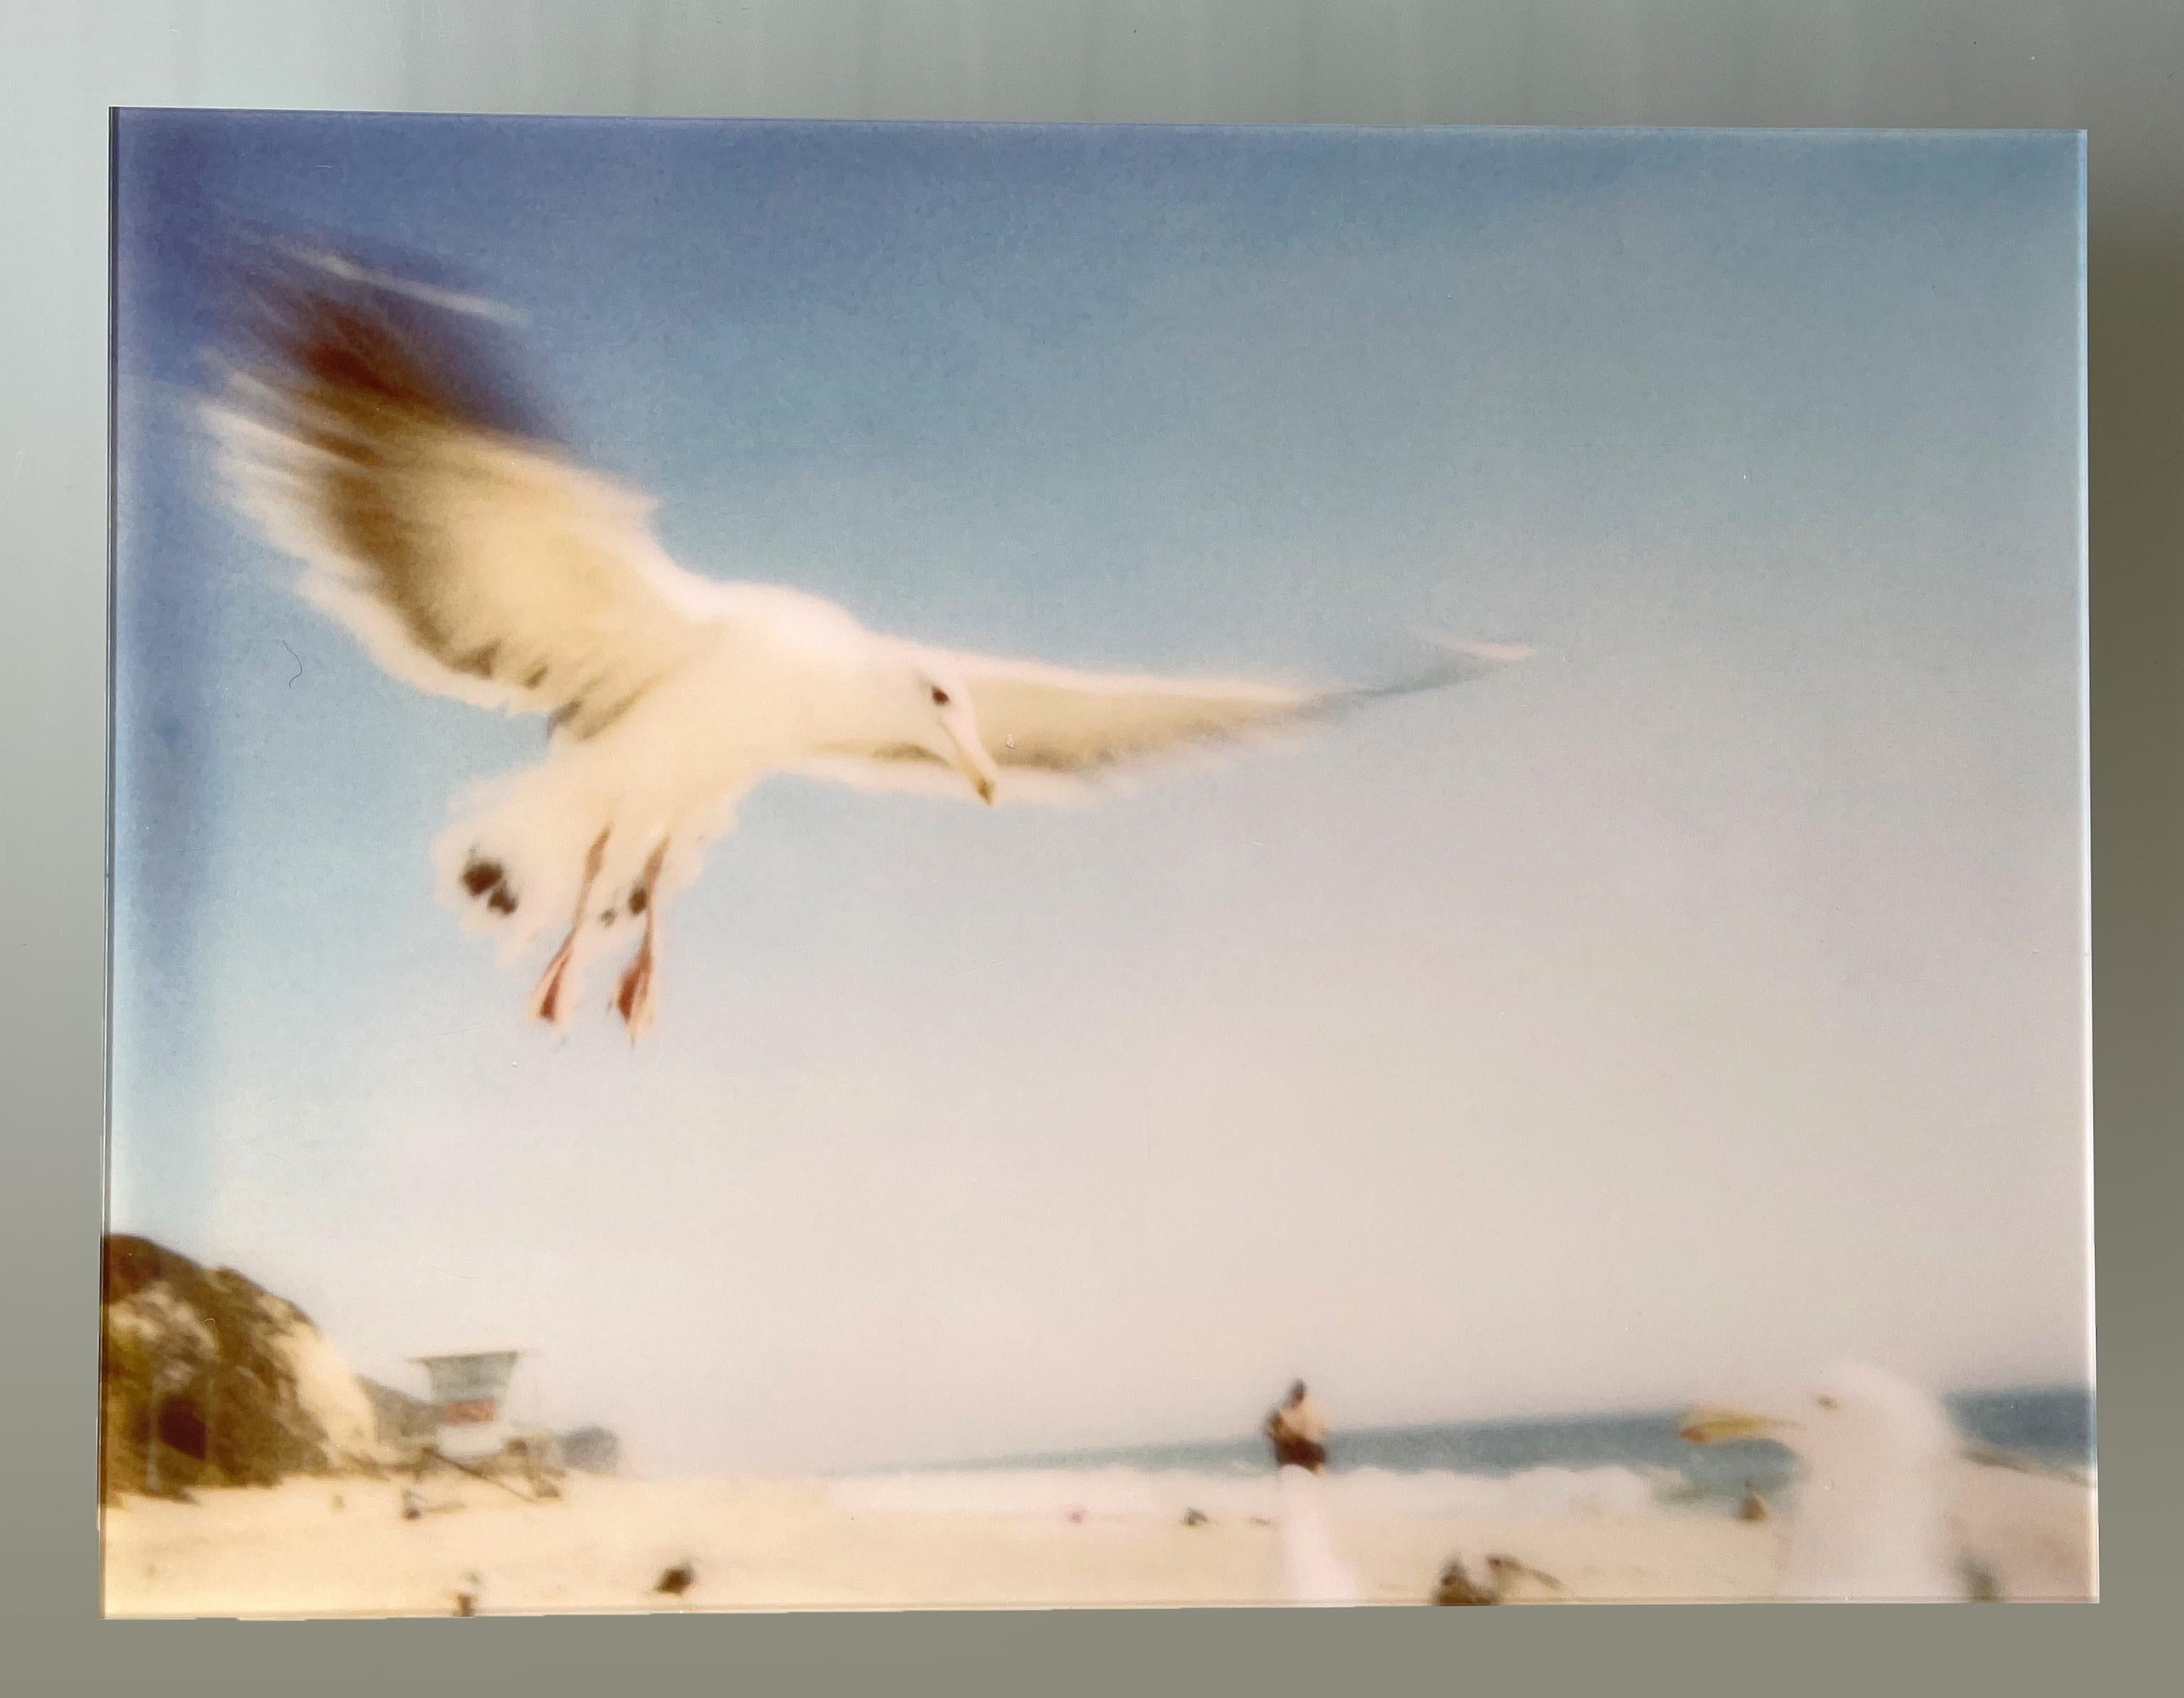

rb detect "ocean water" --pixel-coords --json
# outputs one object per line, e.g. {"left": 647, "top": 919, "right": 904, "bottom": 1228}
{"left": 844, "top": 1385, "right": 2095, "bottom": 1523}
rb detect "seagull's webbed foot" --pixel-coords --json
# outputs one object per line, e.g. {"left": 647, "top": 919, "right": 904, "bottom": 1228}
{"left": 528, "top": 827, "right": 611, "bottom": 1029}
{"left": 611, "top": 839, "right": 670, "bottom": 1043}
{"left": 528, "top": 938, "right": 590, "bottom": 1030}
{"left": 612, "top": 939, "right": 656, "bottom": 1040}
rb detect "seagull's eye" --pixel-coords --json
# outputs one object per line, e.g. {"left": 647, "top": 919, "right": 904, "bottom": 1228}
{"left": 1815, "top": 1394, "right": 1840, "bottom": 1411}
{"left": 930, "top": 685, "right": 951, "bottom": 707}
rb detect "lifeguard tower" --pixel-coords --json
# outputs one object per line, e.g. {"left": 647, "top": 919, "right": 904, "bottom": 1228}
{"left": 411, "top": 1348, "right": 524, "bottom": 1464}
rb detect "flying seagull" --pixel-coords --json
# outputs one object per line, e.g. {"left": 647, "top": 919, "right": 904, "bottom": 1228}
{"left": 205, "top": 240, "right": 1527, "bottom": 1035}
{"left": 1681, "top": 1361, "right": 2096, "bottom": 1601}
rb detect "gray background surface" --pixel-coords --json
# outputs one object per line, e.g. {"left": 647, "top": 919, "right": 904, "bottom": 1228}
{"left": 1, "top": 1, "right": 2173, "bottom": 1691}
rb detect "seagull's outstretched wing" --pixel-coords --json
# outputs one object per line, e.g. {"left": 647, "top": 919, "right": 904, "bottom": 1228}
{"left": 799, "top": 638, "right": 1528, "bottom": 801}
{"left": 205, "top": 243, "right": 713, "bottom": 741}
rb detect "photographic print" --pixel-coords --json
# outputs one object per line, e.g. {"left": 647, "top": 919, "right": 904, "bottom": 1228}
{"left": 104, "top": 112, "right": 2092, "bottom": 1614}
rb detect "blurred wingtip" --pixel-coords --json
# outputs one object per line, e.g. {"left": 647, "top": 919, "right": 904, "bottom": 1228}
{"left": 200, "top": 221, "right": 563, "bottom": 452}
{"left": 212, "top": 217, "right": 525, "bottom": 327}
{"left": 1352, "top": 631, "right": 1536, "bottom": 700}
{"left": 270, "top": 239, "right": 526, "bottom": 326}
{"left": 1416, "top": 633, "right": 1537, "bottom": 668}
{"left": 1335, "top": 632, "right": 1533, "bottom": 711}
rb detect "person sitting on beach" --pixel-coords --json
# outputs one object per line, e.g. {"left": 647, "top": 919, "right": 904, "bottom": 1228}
{"left": 1265, "top": 1380, "right": 1330, "bottom": 1473}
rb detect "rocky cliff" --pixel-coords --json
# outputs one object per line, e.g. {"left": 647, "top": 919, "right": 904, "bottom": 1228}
{"left": 99, "top": 1234, "right": 386, "bottom": 1501}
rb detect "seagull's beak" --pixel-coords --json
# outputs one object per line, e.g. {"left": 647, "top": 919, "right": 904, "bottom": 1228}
{"left": 1678, "top": 1405, "right": 1787, "bottom": 1446}
{"left": 944, "top": 726, "right": 1000, "bottom": 805}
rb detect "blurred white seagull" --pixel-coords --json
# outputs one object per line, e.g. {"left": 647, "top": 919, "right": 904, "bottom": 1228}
{"left": 1681, "top": 1361, "right": 2096, "bottom": 1601}
{"left": 206, "top": 241, "right": 1526, "bottom": 1036}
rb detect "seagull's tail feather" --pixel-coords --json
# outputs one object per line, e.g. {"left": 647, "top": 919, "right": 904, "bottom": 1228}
{"left": 430, "top": 758, "right": 673, "bottom": 965}
{"left": 433, "top": 765, "right": 599, "bottom": 964}
{"left": 430, "top": 756, "right": 717, "bottom": 970}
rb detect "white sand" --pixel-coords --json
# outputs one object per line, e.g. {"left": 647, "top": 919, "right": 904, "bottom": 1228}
{"left": 102, "top": 1474, "right": 1778, "bottom": 1617}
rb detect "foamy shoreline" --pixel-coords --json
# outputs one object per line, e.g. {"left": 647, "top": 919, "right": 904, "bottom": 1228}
{"left": 103, "top": 1471, "right": 1778, "bottom": 1616}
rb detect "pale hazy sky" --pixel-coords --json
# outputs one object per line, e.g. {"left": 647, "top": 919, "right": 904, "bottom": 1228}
{"left": 111, "top": 114, "right": 2087, "bottom": 1474}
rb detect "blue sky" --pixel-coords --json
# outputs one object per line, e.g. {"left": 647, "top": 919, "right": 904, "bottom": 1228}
{"left": 111, "top": 114, "right": 2086, "bottom": 1474}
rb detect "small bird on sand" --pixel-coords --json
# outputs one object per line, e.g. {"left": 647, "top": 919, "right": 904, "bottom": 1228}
{"left": 1431, "top": 1557, "right": 1499, "bottom": 1606}
{"left": 1484, "top": 1554, "right": 1569, "bottom": 1601}
{"left": 452, "top": 1572, "right": 483, "bottom": 1616}
{"left": 1432, "top": 1553, "right": 1567, "bottom": 1605}
{"left": 653, "top": 1561, "right": 697, "bottom": 1597}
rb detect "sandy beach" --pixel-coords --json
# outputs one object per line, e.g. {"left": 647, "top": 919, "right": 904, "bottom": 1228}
{"left": 102, "top": 1473, "right": 1778, "bottom": 1617}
